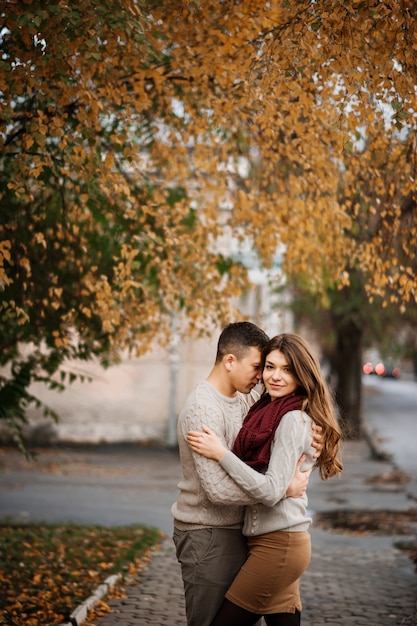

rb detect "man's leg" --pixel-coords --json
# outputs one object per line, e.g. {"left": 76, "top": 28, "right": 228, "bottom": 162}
{"left": 173, "top": 527, "right": 248, "bottom": 626}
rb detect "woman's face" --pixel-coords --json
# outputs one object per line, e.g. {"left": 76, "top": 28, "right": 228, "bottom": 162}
{"left": 263, "top": 349, "right": 299, "bottom": 399}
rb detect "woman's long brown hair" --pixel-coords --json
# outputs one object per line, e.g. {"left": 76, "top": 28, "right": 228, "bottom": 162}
{"left": 262, "top": 333, "right": 343, "bottom": 480}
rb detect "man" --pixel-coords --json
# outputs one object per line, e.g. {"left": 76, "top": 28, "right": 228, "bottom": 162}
{"left": 172, "top": 322, "right": 320, "bottom": 626}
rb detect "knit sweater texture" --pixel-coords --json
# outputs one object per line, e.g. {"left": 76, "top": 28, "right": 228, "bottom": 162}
{"left": 219, "top": 410, "right": 315, "bottom": 536}
{"left": 171, "top": 381, "right": 262, "bottom": 530}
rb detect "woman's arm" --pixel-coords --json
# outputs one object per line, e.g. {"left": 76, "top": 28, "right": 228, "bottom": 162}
{"left": 180, "top": 407, "right": 261, "bottom": 506}
{"left": 187, "top": 426, "right": 228, "bottom": 460}
{"left": 188, "top": 411, "right": 315, "bottom": 506}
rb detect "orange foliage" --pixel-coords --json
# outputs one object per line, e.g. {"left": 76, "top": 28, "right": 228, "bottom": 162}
{"left": 1, "top": 0, "right": 416, "bottom": 365}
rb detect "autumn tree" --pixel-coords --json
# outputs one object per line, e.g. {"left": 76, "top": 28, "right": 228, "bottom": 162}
{"left": 153, "top": 0, "right": 417, "bottom": 438}
{"left": 1, "top": 0, "right": 416, "bottom": 446}
{"left": 0, "top": 0, "right": 248, "bottom": 449}
{"left": 283, "top": 117, "right": 416, "bottom": 437}
{"left": 329, "top": 126, "right": 416, "bottom": 437}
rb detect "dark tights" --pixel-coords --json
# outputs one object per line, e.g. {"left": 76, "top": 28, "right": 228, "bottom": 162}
{"left": 264, "top": 611, "right": 301, "bottom": 626}
{"left": 210, "top": 598, "right": 301, "bottom": 626}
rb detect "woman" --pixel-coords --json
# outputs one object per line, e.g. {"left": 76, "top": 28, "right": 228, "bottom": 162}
{"left": 187, "top": 333, "right": 343, "bottom": 626}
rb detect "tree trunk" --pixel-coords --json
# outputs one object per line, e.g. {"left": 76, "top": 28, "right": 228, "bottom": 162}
{"left": 328, "top": 319, "right": 364, "bottom": 440}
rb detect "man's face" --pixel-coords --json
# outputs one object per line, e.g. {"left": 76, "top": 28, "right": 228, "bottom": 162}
{"left": 230, "top": 346, "right": 263, "bottom": 394}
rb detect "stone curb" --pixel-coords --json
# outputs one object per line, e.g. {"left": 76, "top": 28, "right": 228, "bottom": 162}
{"left": 57, "top": 573, "right": 121, "bottom": 626}
{"left": 362, "top": 424, "right": 392, "bottom": 462}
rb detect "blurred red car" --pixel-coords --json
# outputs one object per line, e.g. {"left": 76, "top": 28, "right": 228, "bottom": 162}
{"left": 363, "top": 361, "right": 401, "bottom": 378}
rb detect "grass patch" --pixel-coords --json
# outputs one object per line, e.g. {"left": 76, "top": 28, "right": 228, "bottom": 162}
{"left": 0, "top": 522, "right": 164, "bottom": 626}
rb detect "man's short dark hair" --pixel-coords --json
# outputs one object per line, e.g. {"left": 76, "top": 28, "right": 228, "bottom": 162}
{"left": 215, "top": 322, "right": 269, "bottom": 363}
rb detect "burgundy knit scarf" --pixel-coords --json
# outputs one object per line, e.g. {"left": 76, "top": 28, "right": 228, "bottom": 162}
{"left": 232, "top": 392, "right": 306, "bottom": 472}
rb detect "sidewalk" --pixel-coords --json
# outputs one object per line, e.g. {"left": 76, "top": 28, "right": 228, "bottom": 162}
{"left": 87, "top": 439, "right": 417, "bottom": 626}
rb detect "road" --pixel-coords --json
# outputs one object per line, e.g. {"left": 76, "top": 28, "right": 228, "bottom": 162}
{"left": 363, "top": 375, "right": 417, "bottom": 476}
{"left": 0, "top": 444, "right": 182, "bottom": 536}
{"left": 0, "top": 376, "right": 416, "bottom": 534}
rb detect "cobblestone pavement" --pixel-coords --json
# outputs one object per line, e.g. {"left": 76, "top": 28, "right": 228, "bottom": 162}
{"left": 301, "top": 534, "right": 416, "bottom": 625}
{"left": 92, "top": 440, "right": 417, "bottom": 626}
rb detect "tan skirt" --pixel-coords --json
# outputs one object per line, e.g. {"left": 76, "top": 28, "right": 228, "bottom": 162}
{"left": 225, "top": 530, "right": 311, "bottom": 614}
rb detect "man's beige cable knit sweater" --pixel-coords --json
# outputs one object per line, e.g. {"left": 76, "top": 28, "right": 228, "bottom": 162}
{"left": 172, "top": 381, "right": 261, "bottom": 530}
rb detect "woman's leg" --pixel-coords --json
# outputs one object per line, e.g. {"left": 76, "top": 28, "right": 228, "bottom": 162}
{"left": 264, "top": 609, "right": 301, "bottom": 626}
{"left": 210, "top": 598, "right": 262, "bottom": 626}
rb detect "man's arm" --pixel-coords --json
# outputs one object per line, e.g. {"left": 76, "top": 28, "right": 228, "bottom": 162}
{"left": 312, "top": 422, "right": 323, "bottom": 458}
{"left": 286, "top": 421, "right": 322, "bottom": 496}
{"left": 286, "top": 421, "right": 322, "bottom": 497}
{"left": 285, "top": 455, "right": 311, "bottom": 497}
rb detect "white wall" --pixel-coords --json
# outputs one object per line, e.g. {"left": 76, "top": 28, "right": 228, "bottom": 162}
{"left": 2, "top": 283, "right": 293, "bottom": 446}
{"left": 15, "top": 333, "right": 217, "bottom": 446}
